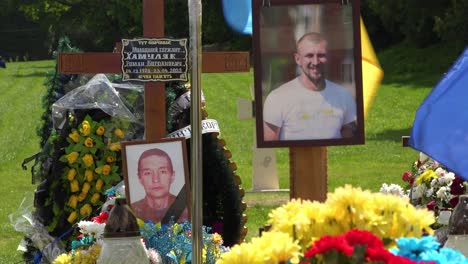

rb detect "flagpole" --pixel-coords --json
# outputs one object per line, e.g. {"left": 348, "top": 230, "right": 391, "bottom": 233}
{"left": 188, "top": 0, "right": 203, "bottom": 263}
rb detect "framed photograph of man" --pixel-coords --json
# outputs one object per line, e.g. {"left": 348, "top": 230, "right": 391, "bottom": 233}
{"left": 122, "top": 138, "right": 190, "bottom": 224}
{"left": 253, "top": 0, "right": 364, "bottom": 148}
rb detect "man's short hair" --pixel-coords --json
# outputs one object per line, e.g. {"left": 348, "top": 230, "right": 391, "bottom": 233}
{"left": 138, "top": 148, "right": 174, "bottom": 174}
{"left": 296, "top": 32, "right": 327, "bottom": 50}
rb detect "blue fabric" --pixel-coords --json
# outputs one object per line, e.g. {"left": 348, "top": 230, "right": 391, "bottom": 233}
{"left": 409, "top": 48, "right": 468, "bottom": 180}
{"left": 221, "top": 0, "right": 252, "bottom": 35}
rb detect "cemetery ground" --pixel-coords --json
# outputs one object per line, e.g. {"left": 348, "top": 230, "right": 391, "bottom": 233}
{"left": 0, "top": 41, "right": 462, "bottom": 263}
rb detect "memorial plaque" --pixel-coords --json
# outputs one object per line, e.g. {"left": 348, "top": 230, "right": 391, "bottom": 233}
{"left": 121, "top": 38, "right": 188, "bottom": 81}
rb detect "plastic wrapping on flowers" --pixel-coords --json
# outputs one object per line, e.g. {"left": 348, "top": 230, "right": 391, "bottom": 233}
{"left": 51, "top": 74, "right": 143, "bottom": 130}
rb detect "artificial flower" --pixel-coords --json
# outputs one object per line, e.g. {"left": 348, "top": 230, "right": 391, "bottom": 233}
{"left": 82, "top": 182, "right": 91, "bottom": 194}
{"left": 91, "top": 212, "right": 109, "bottom": 224}
{"left": 102, "top": 164, "right": 111, "bottom": 175}
{"left": 216, "top": 242, "right": 264, "bottom": 264}
{"left": 78, "top": 220, "right": 106, "bottom": 238}
{"left": 82, "top": 154, "right": 94, "bottom": 167}
{"left": 108, "top": 142, "right": 121, "bottom": 152}
{"left": 90, "top": 193, "right": 100, "bottom": 204}
{"left": 69, "top": 130, "right": 80, "bottom": 143}
{"left": 67, "top": 211, "right": 77, "bottom": 223}
{"left": 416, "top": 170, "right": 437, "bottom": 186}
{"left": 70, "top": 179, "right": 79, "bottom": 193}
{"left": 85, "top": 169, "right": 94, "bottom": 182}
{"left": 96, "top": 126, "right": 105, "bottom": 136}
{"left": 67, "top": 168, "right": 76, "bottom": 181}
{"left": 114, "top": 128, "right": 125, "bottom": 139}
{"left": 66, "top": 152, "right": 79, "bottom": 164}
{"left": 106, "top": 155, "right": 115, "bottom": 163}
{"left": 84, "top": 137, "right": 94, "bottom": 147}
{"left": 95, "top": 179, "right": 104, "bottom": 191}
{"left": 80, "top": 120, "right": 91, "bottom": 136}
{"left": 52, "top": 253, "right": 72, "bottom": 264}
{"left": 80, "top": 203, "right": 93, "bottom": 217}
{"left": 269, "top": 185, "right": 435, "bottom": 248}
{"left": 68, "top": 195, "right": 78, "bottom": 209}
{"left": 380, "top": 183, "right": 406, "bottom": 197}
{"left": 77, "top": 192, "right": 87, "bottom": 202}
{"left": 391, "top": 236, "right": 468, "bottom": 263}
{"left": 404, "top": 154, "right": 467, "bottom": 212}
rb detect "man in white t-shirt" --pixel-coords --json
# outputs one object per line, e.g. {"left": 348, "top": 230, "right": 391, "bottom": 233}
{"left": 263, "top": 32, "right": 356, "bottom": 141}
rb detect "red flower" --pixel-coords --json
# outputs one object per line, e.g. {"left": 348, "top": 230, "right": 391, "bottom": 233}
{"left": 91, "top": 211, "right": 109, "bottom": 224}
{"left": 304, "top": 235, "right": 353, "bottom": 258}
{"left": 402, "top": 172, "right": 413, "bottom": 182}
{"left": 426, "top": 201, "right": 436, "bottom": 211}
{"left": 449, "top": 197, "right": 459, "bottom": 208}
{"left": 451, "top": 176, "right": 466, "bottom": 195}
{"left": 366, "top": 247, "right": 419, "bottom": 264}
{"left": 343, "top": 229, "right": 384, "bottom": 249}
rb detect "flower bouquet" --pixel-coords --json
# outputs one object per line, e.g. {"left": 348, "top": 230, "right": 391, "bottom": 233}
{"left": 400, "top": 153, "right": 467, "bottom": 213}
{"left": 216, "top": 185, "right": 468, "bottom": 264}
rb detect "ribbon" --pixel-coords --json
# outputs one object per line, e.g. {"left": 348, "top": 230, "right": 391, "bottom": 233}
{"left": 166, "top": 119, "right": 220, "bottom": 139}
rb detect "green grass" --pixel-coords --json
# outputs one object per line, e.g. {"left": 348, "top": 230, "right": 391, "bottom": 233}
{"left": 0, "top": 60, "right": 54, "bottom": 263}
{"left": 1, "top": 41, "right": 466, "bottom": 262}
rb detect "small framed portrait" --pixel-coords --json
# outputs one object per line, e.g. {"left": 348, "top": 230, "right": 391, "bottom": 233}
{"left": 253, "top": 0, "right": 364, "bottom": 148}
{"left": 122, "top": 138, "right": 190, "bottom": 224}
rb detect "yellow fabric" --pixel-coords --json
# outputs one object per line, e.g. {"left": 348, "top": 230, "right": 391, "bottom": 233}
{"left": 360, "top": 17, "right": 384, "bottom": 117}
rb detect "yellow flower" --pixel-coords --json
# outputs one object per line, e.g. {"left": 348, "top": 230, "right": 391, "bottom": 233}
{"left": 80, "top": 203, "right": 92, "bottom": 217}
{"left": 77, "top": 192, "right": 87, "bottom": 202}
{"left": 80, "top": 120, "right": 91, "bottom": 136}
{"left": 96, "top": 179, "right": 104, "bottom": 191}
{"left": 211, "top": 233, "right": 223, "bottom": 245}
{"left": 85, "top": 169, "right": 94, "bottom": 182}
{"left": 70, "top": 179, "right": 79, "bottom": 193}
{"left": 102, "top": 164, "right": 111, "bottom": 175}
{"left": 252, "top": 231, "right": 302, "bottom": 264}
{"left": 52, "top": 253, "right": 72, "bottom": 264}
{"left": 91, "top": 193, "right": 100, "bottom": 204}
{"left": 108, "top": 142, "right": 121, "bottom": 152}
{"left": 67, "top": 211, "right": 77, "bottom": 223}
{"left": 416, "top": 169, "right": 437, "bottom": 185}
{"left": 68, "top": 130, "right": 80, "bottom": 143}
{"left": 67, "top": 195, "right": 78, "bottom": 209}
{"left": 114, "top": 128, "right": 125, "bottom": 139}
{"left": 84, "top": 137, "right": 94, "bottom": 148}
{"left": 96, "top": 126, "right": 105, "bottom": 136}
{"left": 106, "top": 156, "right": 115, "bottom": 163}
{"left": 82, "top": 154, "right": 94, "bottom": 167}
{"left": 216, "top": 242, "right": 264, "bottom": 264}
{"left": 67, "top": 168, "right": 76, "bottom": 181}
{"left": 66, "top": 152, "right": 79, "bottom": 164}
{"left": 82, "top": 182, "right": 91, "bottom": 194}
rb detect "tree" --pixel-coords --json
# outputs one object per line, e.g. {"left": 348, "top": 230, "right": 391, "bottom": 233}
{"left": 17, "top": 0, "right": 250, "bottom": 53}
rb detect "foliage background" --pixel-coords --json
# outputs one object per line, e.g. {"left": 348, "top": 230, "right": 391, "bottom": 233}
{"left": 1, "top": 0, "right": 467, "bottom": 60}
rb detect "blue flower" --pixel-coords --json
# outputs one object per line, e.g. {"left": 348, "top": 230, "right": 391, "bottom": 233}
{"left": 392, "top": 236, "right": 468, "bottom": 263}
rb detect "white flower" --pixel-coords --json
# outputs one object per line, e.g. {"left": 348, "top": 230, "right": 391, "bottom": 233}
{"left": 435, "top": 167, "right": 446, "bottom": 177}
{"left": 445, "top": 172, "right": 455, "bottom": 181}
{"left": 436, "top": 186, "right": 450, "bottom": 199}
{"left": 78, "top": 220, "right": 106, "bottom": 239}
{"left": 380, "top": 183, "right": 406, "bottom": 197}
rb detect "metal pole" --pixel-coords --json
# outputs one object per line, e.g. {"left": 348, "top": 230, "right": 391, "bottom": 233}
{"left": 188, "top": 0, "right": 203, "bottom": 263}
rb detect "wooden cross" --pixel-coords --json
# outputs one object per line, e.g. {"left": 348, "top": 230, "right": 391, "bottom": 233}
{"left": 58, "top": 0, "right": 249, "bottom": 141}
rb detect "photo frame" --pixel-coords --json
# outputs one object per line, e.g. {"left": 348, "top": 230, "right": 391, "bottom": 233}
{"left": 253, "top": 0, "right": 364, "bottom": 148}
{"left": 122, "top": 138, "right": 190, "bottom": 224}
